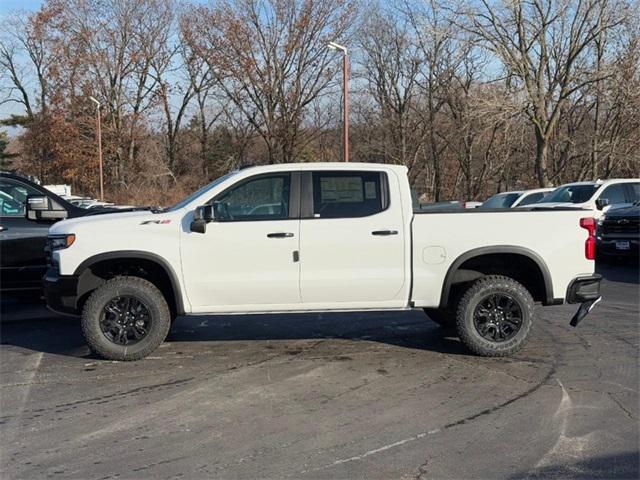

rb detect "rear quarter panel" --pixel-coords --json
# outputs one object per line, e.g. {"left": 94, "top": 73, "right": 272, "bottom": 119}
{"left": 411, "top": 210, "right": 595, "bottom": 307}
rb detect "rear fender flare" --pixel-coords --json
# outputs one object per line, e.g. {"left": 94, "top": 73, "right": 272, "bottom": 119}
{"left": 439, "top": 246, "right": 555, "bottom": 308}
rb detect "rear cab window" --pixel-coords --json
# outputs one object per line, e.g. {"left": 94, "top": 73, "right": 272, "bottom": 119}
{"left": 311, "top": 171, "right": 388, "bottom": 218}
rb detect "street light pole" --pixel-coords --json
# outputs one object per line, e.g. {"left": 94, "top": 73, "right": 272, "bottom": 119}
{"left": 328, "top": 42, "right": 349, "bottom": 162}
{"left": 89, "top": 96, "right": 104, "bottom": 201}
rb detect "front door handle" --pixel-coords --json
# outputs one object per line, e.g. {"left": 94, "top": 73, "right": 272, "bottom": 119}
{"left": 0, "top": 225, "right": 6, "bottom": 232}
{"left": 372, "top": 230, "right": 398, "bottom": 236}
{"left": 267, "top": 232, "right": 294, "bottom": 238}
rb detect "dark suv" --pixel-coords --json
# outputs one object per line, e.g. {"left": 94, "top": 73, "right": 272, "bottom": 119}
{"left": 0, "top": 172, "right": 103, "bottom": 298}
{"left": 597, "top": 204, "right": 640, "bottom": 258}
{"left": 1, "top": 172, "right": 148, "bottom": 299}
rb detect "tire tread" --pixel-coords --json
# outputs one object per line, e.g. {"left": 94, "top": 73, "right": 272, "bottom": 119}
{"left": 81, "top": 276, "right": 170, "bottom": 361}
{"left": 455, "top": 275, "right": 534, "bottom": 357}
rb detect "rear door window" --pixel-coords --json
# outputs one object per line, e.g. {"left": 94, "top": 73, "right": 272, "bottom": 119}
{"left": 311, "top": 171, "right": 387, "bottom": 218}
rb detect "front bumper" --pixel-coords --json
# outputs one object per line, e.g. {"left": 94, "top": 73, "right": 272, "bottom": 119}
{"left": 566, "top": 274, "right": 602, "bottom": 327}
{"left": 43, "top": 267, "right": 81, "bottom": 316}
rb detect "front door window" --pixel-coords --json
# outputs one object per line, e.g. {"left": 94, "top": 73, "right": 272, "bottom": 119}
{"left": 212, "top": 174, "right": 291, "bottom": 221}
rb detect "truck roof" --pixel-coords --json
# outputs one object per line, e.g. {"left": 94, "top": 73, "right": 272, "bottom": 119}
{"left": 559, "top": 178, "right": 639, "bottom": 187}
{"left": 239, "top": 162, "right": 409, "bottom": 174}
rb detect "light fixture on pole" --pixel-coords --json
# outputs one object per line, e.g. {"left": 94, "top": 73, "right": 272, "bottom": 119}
{"left": 327, "top": 41, "right": 349, "bottom": 162}
{"left": 89, "top": 96, "right": 104, "bottom": 202}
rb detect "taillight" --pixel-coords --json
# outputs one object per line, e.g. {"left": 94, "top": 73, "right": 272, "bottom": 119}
{"left": 580, "top": 217, "right": 596, "bottom": 260}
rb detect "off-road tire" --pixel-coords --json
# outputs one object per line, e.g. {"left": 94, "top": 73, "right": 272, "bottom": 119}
{"left": 456, "top": 275, "right": 534, "bottom": 357}
{"left": 81, "top": 276, "right": 171, "bottom": 361}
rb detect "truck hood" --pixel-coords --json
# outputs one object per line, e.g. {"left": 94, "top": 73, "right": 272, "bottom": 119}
{"left": 603, "top": 204, "right": 640, "bottom": 219}
{"left": 49, "top": 209, "right": 178, "bottom": 235}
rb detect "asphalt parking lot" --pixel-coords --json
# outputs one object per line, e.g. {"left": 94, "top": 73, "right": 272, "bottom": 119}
{"left": 1, "top": 262, "right": 638, "bottom": 479}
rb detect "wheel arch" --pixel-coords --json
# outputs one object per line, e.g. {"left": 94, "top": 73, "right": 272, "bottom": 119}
{"left": 440, "top": 246, "right": 555, "bottom": 308}
{"left": 73, "top": 251, "right": 185, "bottom": 317}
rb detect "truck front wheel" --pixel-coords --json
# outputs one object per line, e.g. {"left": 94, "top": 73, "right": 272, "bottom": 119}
{"left": 456, "top": 275, "right": 534, "bottom": 357}
{"left": 81, "top": 276, "right": 171, "bottom": 361}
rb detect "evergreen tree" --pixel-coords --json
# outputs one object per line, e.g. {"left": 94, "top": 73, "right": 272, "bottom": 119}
{"left": 0, "top": 131, "right": 16, "bottom": 170}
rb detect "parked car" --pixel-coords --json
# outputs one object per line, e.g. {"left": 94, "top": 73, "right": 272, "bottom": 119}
{"left": 533, "top": 179, "right": 640, "bottom": 214}
{"left": 0, "top": 172, "right": 87, "bottom": 297}
{"left": 43, "top": 163, "right": 601, "bottom": 361}
{"left": 480, "top": 188, "right": 554, "bottom": 209}
{"left": 0, "top": 171, "right": 144, "bottom": 298}
{"left": 596, "top": 203, "right": 639, "bottom": 258}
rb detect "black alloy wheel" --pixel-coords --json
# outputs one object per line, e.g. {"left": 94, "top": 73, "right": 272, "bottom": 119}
{"left": 472, "top": 293, "right": 523, "bottom": 342}
{"left": 100, "top": 295, "right": 152, "bottom": 346}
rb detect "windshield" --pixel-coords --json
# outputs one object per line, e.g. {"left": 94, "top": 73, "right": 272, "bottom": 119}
{"left": 539, "top": 184, "right": 599, "bottom": 204}
{"left": 165, "top": 171, "right": 238, "bottom": 212}
{"left": 480, "top": 193, "right": 521, "bottom": 209}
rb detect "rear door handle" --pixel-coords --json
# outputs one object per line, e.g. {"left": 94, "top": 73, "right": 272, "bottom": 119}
{"left": 267, "top": 232, "right": 294, "bottom": 238}
{"left": 372, "top": 230, "right": 398, "bottom": 236}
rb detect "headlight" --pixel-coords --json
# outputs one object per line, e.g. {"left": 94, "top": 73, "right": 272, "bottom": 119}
{"left": 48, "top": 234, "right": 76, "bottom": 251}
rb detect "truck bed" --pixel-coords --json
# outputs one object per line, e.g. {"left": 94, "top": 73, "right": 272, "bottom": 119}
{"left": 410, "top": 209, "right": 594, "bottom": 308}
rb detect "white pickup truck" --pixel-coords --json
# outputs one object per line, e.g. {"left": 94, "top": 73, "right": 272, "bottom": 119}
{"left": 40, "top": 163, "right": 602, "bottom": 361}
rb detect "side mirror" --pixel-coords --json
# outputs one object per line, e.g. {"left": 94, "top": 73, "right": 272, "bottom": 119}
{"left": 595, "top": 198, "right": 609, "bottom": 210}
{"left": 190, "top": 205, "right": 215, "bottom": 234}
{"left": 26, "top": 195, "right": 68, "bottom": 221}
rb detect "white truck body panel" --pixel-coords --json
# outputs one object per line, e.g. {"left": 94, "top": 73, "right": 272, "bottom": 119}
{"left": 410, "top": 211, "right": 593, "bottom": 307}
{"left": 50, "top": 163, "right": 596, "bottom": 315}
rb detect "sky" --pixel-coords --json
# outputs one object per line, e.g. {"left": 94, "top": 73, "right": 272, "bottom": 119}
{"left": 0, "top": 0, "right": 214, "bottom": 133}
{"left": 0, "top": 0, "right": 43, "bottom": 14}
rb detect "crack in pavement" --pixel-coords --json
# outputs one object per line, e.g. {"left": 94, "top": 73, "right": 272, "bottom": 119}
{"left": 297, "top": 358, "right": 558, "bottom": 475}
{"left": 298, "top": 319, "right": 565, "bottom": 476}
{"left": 606, "top": 392, "right": 637, "bottom": 420}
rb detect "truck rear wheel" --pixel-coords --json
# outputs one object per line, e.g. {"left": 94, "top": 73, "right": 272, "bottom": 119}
{"left": 456, "top": 275, "right": 533, "bottom": 357}
{"left": 81, "top": 276, "right": 171, "bottom": 361}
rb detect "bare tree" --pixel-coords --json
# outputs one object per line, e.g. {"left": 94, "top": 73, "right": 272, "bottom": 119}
{"left": 58, "top": 0, "right": 174, "bottom": 185}
{"left": 180, "top": 11, "right": 226, "bottom": 178}
{"left": 188, "top": 0, "right": 356, "bottom": 164}
{"left": 405, "top": 0, "right": 460, "bottom": 200}
{"left": 461, "top": 0, "right": 625, "bottom": 186}
{"left": 0, "top": 6, "right": 61, "bottom": 124}
{"left": 359, "top": 7, "right": 424, "bottom": 174}
{"left": 441, "top": 48, "right": 499, "bottom": 199}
